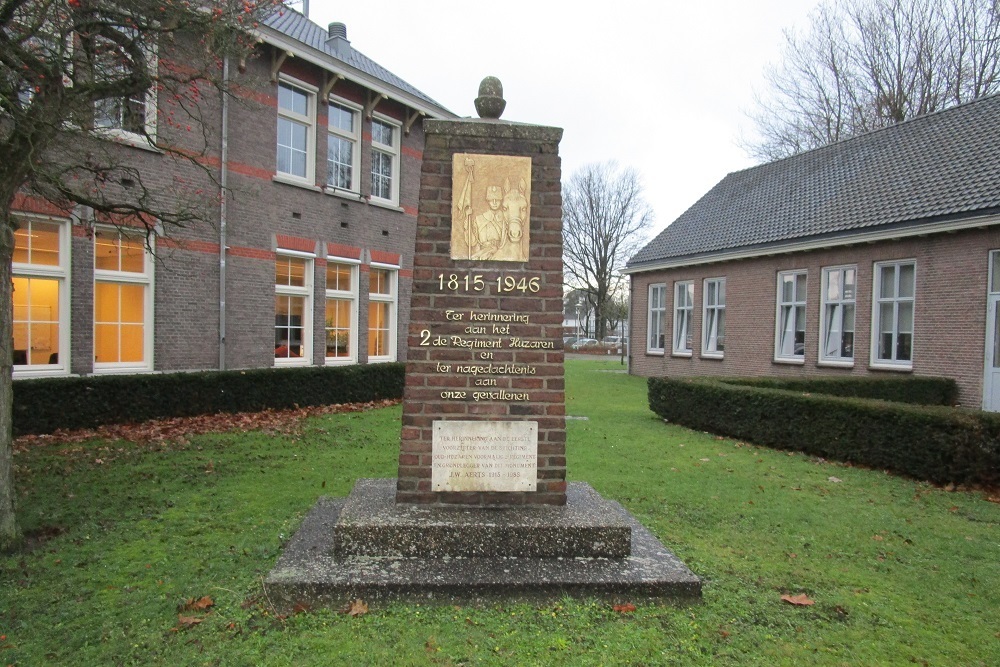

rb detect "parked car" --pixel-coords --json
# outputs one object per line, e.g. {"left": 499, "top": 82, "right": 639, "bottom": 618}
{"left": 571, "top": 338, "right": 600, "bottom": 350}
{"left": 563, "top": 336, "right": 580, "bottom": 347}
{"left": 603, "top": 336, "right": 623, "bottom": 348}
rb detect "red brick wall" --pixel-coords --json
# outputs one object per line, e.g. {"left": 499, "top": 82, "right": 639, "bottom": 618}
{"left": 396, "top": 120, "right": 566, "bottom": 506}
{"left": 629, "top": 226, "right": 1000, "bottom": 409}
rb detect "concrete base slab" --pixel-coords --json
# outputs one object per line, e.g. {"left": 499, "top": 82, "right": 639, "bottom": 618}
{"left": 265, "top": 479, "right": 701, "bottom": 609}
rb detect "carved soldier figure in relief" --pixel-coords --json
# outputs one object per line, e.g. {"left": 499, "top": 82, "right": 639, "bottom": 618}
{"left": 451, "top": 153, "right": 531, "bottom": 262}
{"left": 472, "top": 185, "right": 505, "bottom": 260}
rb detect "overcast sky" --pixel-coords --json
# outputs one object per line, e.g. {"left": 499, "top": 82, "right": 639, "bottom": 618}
{"left": 306, "top": 0, "right": 821, "bottom": 236}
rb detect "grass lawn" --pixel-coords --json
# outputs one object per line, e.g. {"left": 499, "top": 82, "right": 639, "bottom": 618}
{"left": 2, "top": 359, "right": 999, "bottom": 666}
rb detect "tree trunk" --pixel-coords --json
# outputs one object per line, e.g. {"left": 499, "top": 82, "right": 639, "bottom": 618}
{"left": 0, "top": 213, "right": 21, "bottom": 552}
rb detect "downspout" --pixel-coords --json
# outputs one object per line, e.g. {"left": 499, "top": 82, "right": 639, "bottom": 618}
{"left": 219, "top": 55, "right": 230, "bottom": 370}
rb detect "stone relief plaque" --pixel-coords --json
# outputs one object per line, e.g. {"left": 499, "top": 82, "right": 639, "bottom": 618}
{"left": 451, "top": 153, "right": 532, "bottom": 262}
{"left": 432, "top": 420, "right": 538, "bottom": 492}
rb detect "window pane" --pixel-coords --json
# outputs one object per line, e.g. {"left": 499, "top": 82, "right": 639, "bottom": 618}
{"left": 120, "top": 324, "right": 144, "bottom": 362}
{"left": 843, "top": 269, "right": 856, "bottom": 299}
{"left": 898, "top": 263, "right": 915, "bottom": 298}
{"left": 326, "top": 298, "right": 352, "bottom": 358}
{"left": 120, "top": 284, "right": 144, "bottom": 323}
{"left": 372, "top": 120, "right": 392, "bottom": 146}
{"left": 94, "top": 230, "right": 120, "bottom": 270}
{"left": 368, "top": 301, "right": 390, "bottom": 357}
{"left": 276, "top": 257, "right": 307, "bottom": 287}
{"left": 782, "top": 275, "right": 794, "bottom": 302}
{"left": 329, "top": 103, "right": 354, "bottom": 132}
{"left": 716, "top": 310, "right": 725, "bottom": 351}
{"left": 880, "top": 265, "right": 896, "bottom": 298}
{"left": 120, "top": 236, "right": 145, "bottom": 273}
{"left": 898, "top": 302, "right": 913, "bottom": 333}
{"left": 825, "top": 270, "right": 840, "bottom": 301}
{"left": 992, "top": 253, "right": 1000, "bottom": 293}
{"left": 795, "top": 273, "right": 806, "bottom": 299}
{"left": 327, "top": 263, "right": 352, "bottom": 291}
{"left": 94, "top": 323, "right": 119, "bottom": 363}
{"left": 14, "top": 221, "right": 60, "bottom": 266}
{"left": 717, "top": 280, "right": 725, "bottom": 305}
{"left": 370, "top": 268, "right": 391, "bottom": 295}
{"left": 279, "top": 83, "right": 308, "bottom": 115}
{"left": 94, "top": 282, "right": 120, "bottom": 321}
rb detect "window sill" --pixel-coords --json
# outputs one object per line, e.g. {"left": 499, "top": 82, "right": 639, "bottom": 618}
{"left": 325, "top": 358, "right": 357, "bottom": 365}
{"left": 773, "top": 357, "right": 805, "bottom": 365}
{"left": 671, "top": 351, "right": 693, "bottom": 358}
{"left": 95, "top": 129, "right": 162, "bottom": 153}
{"left": 324, "top": 186, "right": 364, "bottom": 202}
{"left": 645, "top": 349, "right": 665, "bottom": 356}
{"left": 818, "top": 359, "right": 854, "bottom": 368}
{"left": 368, "top": 198, "right": 404, "bottom": 213}
{"left": 272, "top": 174, "right": 323, "bottom": 192}
{"left": 13, "top": 368, "right": 71, "bottom": 379}
{"left": 274, "top": 359, "right": 313, "bottom": 367}
{"left": 93, "top": 366, "right": 154, "bottom": 375}
{"left": 368, "top": 356, "right": 397, "bottom": 363}
{"left": 701, "top": 352, "right": 724, "bottom": 360}
{"left": 868, "top": 362, "right": 913, "bottom": 373}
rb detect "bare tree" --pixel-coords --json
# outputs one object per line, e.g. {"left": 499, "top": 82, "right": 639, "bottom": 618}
{"left": 0, "top": 0, "right": 281, "bottom": 552}
{"left": 562, "top": 162, "right": 653, "bottom": 341}
{"left": 746, "top": 0, "right": 1000, "bottom": 161}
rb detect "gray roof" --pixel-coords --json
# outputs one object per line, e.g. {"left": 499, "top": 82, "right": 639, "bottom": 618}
{"left": 628, "top": 93, "right": 1000, "bottom": 269}
{"left": 263, "top": 8, "right": 450, "bottom": 114}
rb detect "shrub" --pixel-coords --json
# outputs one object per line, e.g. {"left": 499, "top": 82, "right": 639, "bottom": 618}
{"left": 648, "top": 376, "right": 999, "bottom": 486}
{"left": 13, "top": 363, "right": 405, "bottom": 436}
{"left": 721, "top": 375, "right": 958, "bottom": 406}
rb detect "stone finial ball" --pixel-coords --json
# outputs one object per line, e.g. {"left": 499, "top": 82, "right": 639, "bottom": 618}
{"left": 475, "top": 76, "right": 506, "bottom": 119}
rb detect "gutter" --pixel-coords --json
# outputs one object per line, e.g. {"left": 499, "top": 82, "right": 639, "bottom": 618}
{"left": 219, "top": 55, "right": 230, "bottom": 370}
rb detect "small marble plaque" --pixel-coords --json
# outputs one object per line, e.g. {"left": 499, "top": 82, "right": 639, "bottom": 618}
{"left": 432, "top": 420, "right": 538, "bottom": 492}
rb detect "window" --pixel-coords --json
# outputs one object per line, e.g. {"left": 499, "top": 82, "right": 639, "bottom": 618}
{"left": 872, "top": 260, "right": 915, "bottom": 367}
{"left": 368, "top": 265, "right": 397, "bottom": 361}
{"left": 13, "top": 217, "right": 69, "bottom": 375}
{"left": 90, "top": 29, "right": 157, "bottom": 142}
{"left": 276, "top": 78, "right": 316, "bottom": 183}
{"left": 275, "top": 254, "right": 313, "bottom": 364}
{"left": 326, "top": 98, "right": 360, "bottom": 192}
{"left": 94, "top": 228, "right": 153, "bottom": 371}
{"left": 370, "top": 115, "right": 400, "bottom": 204}
{"left": 702, "top": 277, "right": 726, "bottom": 357}
{"left": 673, "top": 281, "right": 694, "bottom": 355}
{"left": 775, "top": 271, "right": 807, "bottom": 361}
{"left": 821, "top": 266, "right": 856, "bottom": 363}
{"left": 325, "top": 260, "right": 358, "bottom": 363}
{"left": 647, "top": 284, "right": 666, "bottom": 353}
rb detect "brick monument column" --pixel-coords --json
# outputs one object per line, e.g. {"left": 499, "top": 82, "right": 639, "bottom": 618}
{"left": 396, "top": 77, "right": 566, "bottom": 506}
{"left": 265, "top": 79, "right": 701, "bottom": 607}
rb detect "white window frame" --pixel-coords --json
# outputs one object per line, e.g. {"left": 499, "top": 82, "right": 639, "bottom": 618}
{"left": 90, "top": 32, "right": 158, "bottom": 146}
{"left": 325, "top": 96, "right": 361, "bottom": 194}
{"left": 325, "top": 257, "right": 359, "bottom": 365}
{"left": 646, "top": 283, "right": 666, "bottom": 354}
{"left": 702, "top": 277, "right": 726, "bottom": 358}
{"left": 276, "top": 75, "right": 317, "bottom": 185}
{"left": 370, "top": 113, "right": 401, "bottom": 206}
{"left": 12, "top": 215, "right": 71, "bottom": 378}
{"left": 774, "top": 270, "right": 807, "bottom": 363}
{"left": 367, "top": 262, "right": 398, "bottom": 362}
{"left": 672, "top": 280, "right": 694, "bottom": 356}
{"left": 819, "top": 265, "right": 857, "bottom": 366}
{"left": 93, "top": 226, "right": 155, "bottom": 374}
{"left": 274, "top": 251, "right": 314, "bottom": 367}
{"left": 871, "top": 259, "right": 916, "bottom": 369}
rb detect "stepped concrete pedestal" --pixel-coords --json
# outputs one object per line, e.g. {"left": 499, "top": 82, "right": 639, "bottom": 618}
{"left": 264, "top": 479, "right": 701, "bottom": 609}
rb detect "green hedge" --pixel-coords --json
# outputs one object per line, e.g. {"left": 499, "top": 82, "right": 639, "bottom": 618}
{"left": 648, "top": 376, "right": 999, "bottom": 486}
{"left": 13, "top": 363, "right": 405, "bottom": 436}
{"left": 720, "top": 375, "right": 958, "bottom": 406}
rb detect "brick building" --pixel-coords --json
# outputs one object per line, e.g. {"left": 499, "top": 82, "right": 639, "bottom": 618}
{"left": 626, "top": 94, "right": 1000, "bottom": 410}
{"left": 12, "top": 9, "right": 454, "bottom": 382}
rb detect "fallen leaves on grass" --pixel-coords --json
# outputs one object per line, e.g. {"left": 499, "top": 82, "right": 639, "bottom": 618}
{"left": 180, "top": 596, "right": 215, "bottom": 612}
{"left": 780, "top": 594, "right": 815, "bottom": 606}
{"left": 612, "top": 603, "right": 637, "bottom": 614}
{"left": 342, "top": 599, "right": 368, "bottom": 617}
{"left": 14, "top": 400, "right": 401, "bottom": 454}
{"left": 176, "top": 615, "right": 204, "bottom": 628}
{"left": 828, "top": 476, "right": 842, "bottom": 483}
